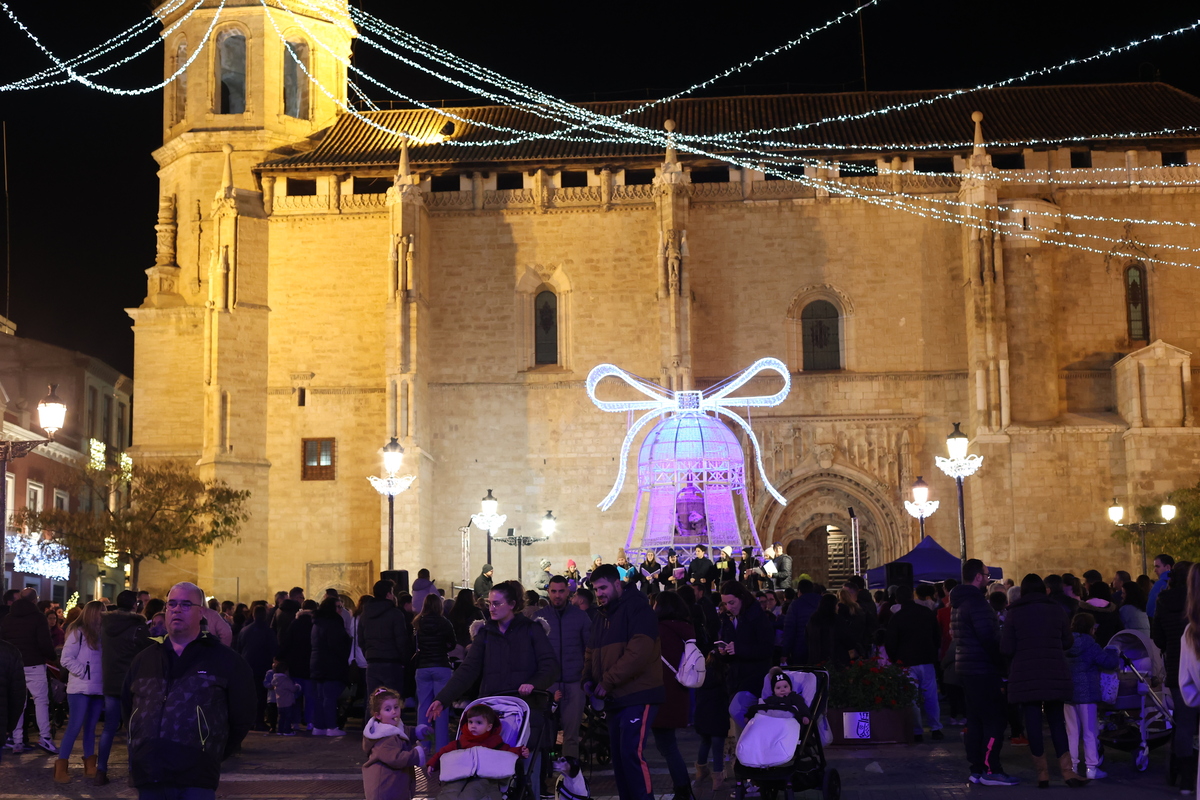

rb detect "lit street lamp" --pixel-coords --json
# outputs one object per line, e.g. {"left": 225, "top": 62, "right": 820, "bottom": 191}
{"left": 494, "top": 510, "right": 555, "bottom": 584}
{"left": 1, "top": 385, "right": 68, "bottom": 594}
{"left": 367, "top": 437, "right": 414, "bottom": 571}
{"left": 904, "top": 476, "right": 939, "bottom": 540}
{"left": 470, "top": 489, "right": 507, "bottom": 565}
{"left": 935, "top": 422, "right": 984, "bottom": 567}
{"left": 1108, "top": 498, "right": 1176, "bottom": 577}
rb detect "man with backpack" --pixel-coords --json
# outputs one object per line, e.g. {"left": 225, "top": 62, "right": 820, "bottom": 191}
{"left": 535, "top": 576, "right": 590, "bottom": 759}
{"left": 584, "top": 564, "right": 664, "bottom": 800}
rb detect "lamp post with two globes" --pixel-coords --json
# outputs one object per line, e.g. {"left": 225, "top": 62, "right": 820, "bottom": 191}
{"left": 367, "top": 437, "right": 415, "bottom": 571}
{"left": 470, "top": 489, "right": 506, "bottom": 566}
{"left": 904, "top": 476, "right": 939, "bottom": 541}
{"left": 493, "top": 510, "right": 556, "bottom": 585}
{"left": 1108, "top": 499, "right": 1176, "bottom": 578}
{"left": 1, "top": 385, "right": 68, "bottom": 594}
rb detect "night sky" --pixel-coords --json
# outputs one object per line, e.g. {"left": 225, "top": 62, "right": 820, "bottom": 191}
{"left": 1, "top": 0, "right": 1198, "bottom": 377}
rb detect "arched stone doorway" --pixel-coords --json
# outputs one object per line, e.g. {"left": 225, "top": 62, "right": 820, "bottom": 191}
{"left": 759, "top": 470, "right": 905, "bottom": 588}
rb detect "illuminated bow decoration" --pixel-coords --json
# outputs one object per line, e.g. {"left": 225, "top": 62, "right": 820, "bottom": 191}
{"left": 586, "top": 357, "right": 792, "bottom": 511}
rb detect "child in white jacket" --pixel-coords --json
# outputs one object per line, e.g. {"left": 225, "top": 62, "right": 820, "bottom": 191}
{"left": 56, "top": 600, "right": 107, "bottom": 784}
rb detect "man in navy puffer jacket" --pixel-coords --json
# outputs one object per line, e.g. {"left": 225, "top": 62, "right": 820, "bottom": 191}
{"left": 536, "top": 575, "right": 590, "bottom": 759}
{"left": 951, "top": 559, "right": 1016, "bottom": 786}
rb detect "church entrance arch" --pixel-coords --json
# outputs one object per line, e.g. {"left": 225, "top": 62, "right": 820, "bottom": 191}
{"left": 758, "top": 470, "right": 905, "bottom": 588}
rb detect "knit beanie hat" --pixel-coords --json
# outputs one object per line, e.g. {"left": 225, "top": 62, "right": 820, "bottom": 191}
{"left": 540, "top": 558, "right": 551, "bottom": 570}
{"left": 566, "top": 559, "right": 576, "bottom": 569}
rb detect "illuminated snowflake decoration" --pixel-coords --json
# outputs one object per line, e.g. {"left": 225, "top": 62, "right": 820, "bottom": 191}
{"left": 935, "top": 454, "right": 984, "bottom": 480}
{"left": 904, "top": 499, "right": 940, "bottom": 520}
{"left": 6, "top": 533, "right": 69, "bottom": 581}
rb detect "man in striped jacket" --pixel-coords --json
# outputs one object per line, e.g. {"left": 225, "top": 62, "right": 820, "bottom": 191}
{"left": 582, "top": 563, "right": 664, "bottom": 800}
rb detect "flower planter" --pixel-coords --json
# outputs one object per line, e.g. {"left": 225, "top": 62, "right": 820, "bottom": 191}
{"left": 828, "top": 707, "right": 914, "bottom": 745}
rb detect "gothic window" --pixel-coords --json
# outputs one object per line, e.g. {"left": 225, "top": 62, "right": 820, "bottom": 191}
{"left": 801, "top": 300, "right": 841, "bottom": 370}
{"left": 172, "top": 39, "right": 188, "bottom": 124}
{"left": 215, "top": 30, "right": 247, "bottom": 115}
{"left": 1125, "top": 263, "right": 1149, "bottom": 342}
{"left": 301, "top": 438, "right": 336, "bottom": 481}
{"left": 283, "top": 39, "right": 310, "bottom": 119}
{"left": 534, "top": 291, "right": 558, "bottom": 365}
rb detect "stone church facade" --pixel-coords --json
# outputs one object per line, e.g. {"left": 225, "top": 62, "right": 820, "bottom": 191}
{"left": 130, "top": 0, "right": 1200, "bottom": 598}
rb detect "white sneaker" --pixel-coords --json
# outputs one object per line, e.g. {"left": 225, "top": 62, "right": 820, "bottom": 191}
{"left": 36, "top": 737, "right": 57, "bottom": 754}
{"left": 324, "top": 728, "right": 346, "bottom": 737}
{"left": 1085, "top": 766, "right": 1107, "bottom": 780}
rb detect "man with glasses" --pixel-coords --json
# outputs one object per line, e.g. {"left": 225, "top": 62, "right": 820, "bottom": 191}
{"left": 428, "top": 581, "right": 558, "bottom": 799}
{"left": 951, "top": 559, "right": 1016, "bottom": 786}
{"left": 122, "top": 582, "right": 255, "bottom": 800}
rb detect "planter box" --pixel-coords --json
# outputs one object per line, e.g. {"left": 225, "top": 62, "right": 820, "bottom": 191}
{"left": 828, "top": 707, "right": 914, "bottom": 745}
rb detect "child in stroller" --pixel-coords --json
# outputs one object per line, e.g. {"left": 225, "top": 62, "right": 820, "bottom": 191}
{"left": 428, "top": 699, "right": 531, "bottom": 800}
{"left": 733, "top": 667, "right": 840, "bottom": 800}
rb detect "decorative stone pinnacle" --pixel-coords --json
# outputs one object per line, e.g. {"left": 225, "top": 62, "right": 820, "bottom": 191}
{"left": 219, "top": 143, "right": 234, "bottom": 197}
{"left": 971, "top": 111, "right": 985, "bottom": 155}
{"left": 664, "top": 119, "right": 677, "bottom": 164}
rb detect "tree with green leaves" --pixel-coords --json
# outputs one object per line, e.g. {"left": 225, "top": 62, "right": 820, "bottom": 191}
{"left": 1113, "top": 478, "right": 1200, "bottom": 568}
{"left": 13, "top": 459, "right": 250, "bottom": 592}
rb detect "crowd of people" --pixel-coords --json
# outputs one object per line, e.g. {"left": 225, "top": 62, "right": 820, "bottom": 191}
{"left": 0, "top": 546, "right": 1198, "bottom": 799}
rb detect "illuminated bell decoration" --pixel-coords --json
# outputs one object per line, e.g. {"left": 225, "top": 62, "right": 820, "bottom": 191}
{"left": 587, "top": 358, "right": 791, "bottom": 553}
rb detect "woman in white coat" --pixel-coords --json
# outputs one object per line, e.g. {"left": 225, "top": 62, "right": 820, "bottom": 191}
{"left": 1177, "top": 563, "right": 1200, "bottom": 795}
{"left": 54, "top": 600, "right": 106, "bottom": 784}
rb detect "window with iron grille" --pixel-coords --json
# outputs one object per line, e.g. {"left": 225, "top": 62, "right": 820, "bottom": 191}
{"left": 801, "top": 300, "right": 841, "bottom": 370}
{"left": 301, "top": 438, "right": 336, "bottom": 481}
{"left": 1125, "top": 263, "right": 1149, "bottom": 342}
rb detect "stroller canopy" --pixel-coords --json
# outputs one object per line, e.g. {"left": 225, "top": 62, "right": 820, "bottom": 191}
{"left": 865, "top": 536, "right": 1004, "bottom": 589}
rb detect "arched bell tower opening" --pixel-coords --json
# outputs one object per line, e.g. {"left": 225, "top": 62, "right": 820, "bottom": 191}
{"left": 759, "top": 470, "right": 904, "bottom": 588}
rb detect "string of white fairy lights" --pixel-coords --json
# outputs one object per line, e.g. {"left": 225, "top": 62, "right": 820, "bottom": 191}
{"left": 0, "top": 0, "right": 225, "bottom": 95}
{"left": 1, "top": 0, "right": 202, "bottom": 92}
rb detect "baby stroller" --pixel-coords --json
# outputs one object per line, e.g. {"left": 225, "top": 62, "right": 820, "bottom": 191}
{"left": 579, "top": 696, "right": 610, "bottom": 767}
{"left": 441, "top": 694, "right": 534, "bottom": 800}
{"left": 732, "top": 668, "right": 840, "bottom": 800}
{"left": 1099, "top": 629, "right": 1173, "bottom": 772}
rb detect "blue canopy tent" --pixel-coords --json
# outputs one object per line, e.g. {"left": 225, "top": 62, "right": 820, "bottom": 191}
{"left": 865, "top": 536, "right": 1004, "bottom": 589}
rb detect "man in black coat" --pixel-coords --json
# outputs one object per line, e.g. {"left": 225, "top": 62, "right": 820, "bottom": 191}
{"left": 0, "top": 588, "right": 56, "bottom": 752}
{"left": 771, "top": 541, "right": 793, "bottom": 591}
{"left": 357, "top": 579, "right": 413, "bottom": 701}
{"left": 474, "top": 564, "right": 494, "bottom": 599}
{"left": 0, "top": 638, "right": 24, "bottom": 764}
{"left": 781, "top": 579, "right": 821, "bottom": 665}
{"left": 885, "top": 585, "right": 943, "bottom": 742}
{"left": 97, "top": 590, "right": 153, "bottom": 784}
{"left": 235, "top": 604, "right": 277, "bottom": 731}
{"left": 123, "top": 582, "right": 255, "bottom": 796}
{"left": 951, "top": 559, "right": 1016, "bottom": 785}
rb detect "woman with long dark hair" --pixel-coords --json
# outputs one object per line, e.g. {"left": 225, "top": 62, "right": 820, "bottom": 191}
{"left": 650, "top": 590, "right": 697, "bottom": 800}
{"left": 447, "top": 588, "right": 482, "bottom": 648}
{"left": 413, "top": 593, "right": 456, "bottom": 752}
{"left": 999, "top": 573, "right": 1081, "bottom": 787}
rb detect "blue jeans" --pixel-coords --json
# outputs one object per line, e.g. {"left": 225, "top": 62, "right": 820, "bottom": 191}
{"left": 415, "top": 667, "right": 452, "bottom": 751}
{"left": 698, "top": 734, "right": 725, "bottom": 773}
{"left": 278, "top": 704, "right": 297, "bottom": 734}
{"left": 137, "top": 788, "right": 217, "bottom": 800}
{"left": 651, "top": 727, "right": 689, "bottom": 788}
{"left": 60, "top": 694, "right": 104, "bottom": 759}
{"left": 607, "top": 703, "right": 658, "bottom": 800}
{"left": 98, "top": 694, "right": 124, "bottom": 770}
{"left": 297, "top": 678, "right": 316, "bottom": 727}
{"left": 907, "top": 663, "right": 942, "bottom": 733}
{"left": 313, "top": 681, "right": 344, "bottom": 731}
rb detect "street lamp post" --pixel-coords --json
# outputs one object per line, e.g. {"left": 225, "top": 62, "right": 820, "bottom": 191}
{"left": 367, "top": 437, "right": 414, "bottom": 571}
{"left": 904, "top": 476, "right": 939, "bottom": 540}
{"left": 1, "top": 385, "right": 67, "bottom": 594}
{"left": 935, "top": 422, "right": 984, "bottom": 567}
{"left": 470, "top": 489, "right": 506, "bottom": 566}
{"left": 493, "top": 510, "right": 555, "bottom": 584}
{"left": 1108, "top": 498, "right": 1176, "bottom": 577}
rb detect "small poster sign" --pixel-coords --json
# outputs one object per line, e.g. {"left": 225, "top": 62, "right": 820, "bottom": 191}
{"left": 843, "top": 711, "right": 871, "bottom": 739}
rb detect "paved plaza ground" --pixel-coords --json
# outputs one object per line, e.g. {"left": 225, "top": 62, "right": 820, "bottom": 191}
{"left": 0, "top": 716, "right": 1188, "bottom": 800}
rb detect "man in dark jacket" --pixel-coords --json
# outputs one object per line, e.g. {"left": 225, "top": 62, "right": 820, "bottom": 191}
{"left": 97, "top": 590, "right": 153, "bottom": 784}
{"left": 688, "top": 545, "right": 716, "bottom": 593}
{"left": 234, "top": 604, "right": 277, "bottom": 731}
{"left": 357, "top": 579, "right": 413, "bottom": 702}
{"left": 0, "top": 638, "right": 24, "bottom": 765}
{"left": 535, "top": 576, "right": 590, "bottom": 758}
{"left": 123, "top": 582, "right": 255, "bottom": 797}
{"left": 1, "top": 588, "right": 56, "bottom": 752}
{"left": 771, "top": 541, "right": 793, "bottom": 591}
{"left": 583, "top": 564, "right": 664, "bottom": 800}
{"left": 951, "top": 559, "right": 1016, "bottom": 785}
{"left": 430, "top": 580, "right": 558, "bottom": 799}
{"left": 781, "top": 579, "right": 821, "bottom": 665}
{"left": 885, "top": 585, "right": 943, "bottom": 742}
{"left": 474, "top": 564, "right": 494, "bottom": 599}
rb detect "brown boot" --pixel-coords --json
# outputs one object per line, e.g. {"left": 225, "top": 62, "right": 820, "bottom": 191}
{"left": 1058, "top": 753, "right": 1087, "bottom": 788}
{"left": 1031, "top": 754, "right": 1049, "bottom": 788}
{"left": 93, "top": 769, "right": 109, "bottom": 787}
{"left": 694, "top": 763, "right": 711, "bottom": 784}
{"left": 83, "top": 755, "right": 97, "bottom": 777}
{"left": 53, "top": 758, "right": 70, "bottom": 784}
{"left": 711, "top": 770, "right": 725, "bottom": 792}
